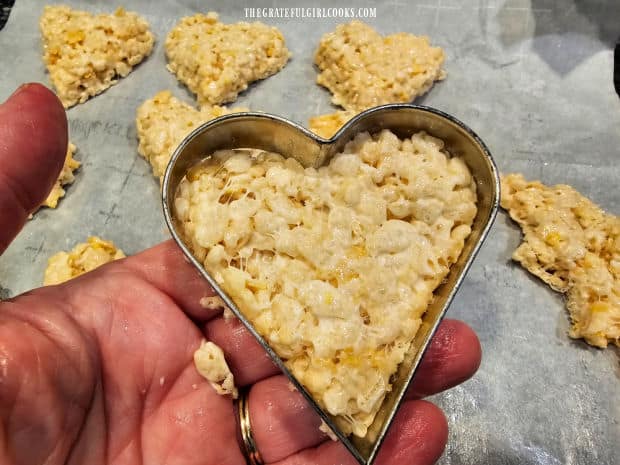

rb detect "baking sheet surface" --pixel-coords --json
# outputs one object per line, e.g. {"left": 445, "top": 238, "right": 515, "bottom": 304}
{"left": 0, "top": 1, "right": 618, "bottom": 464}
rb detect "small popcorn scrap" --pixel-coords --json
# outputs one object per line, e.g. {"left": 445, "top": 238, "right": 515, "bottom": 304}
{"left": 314, "top": 21, "right": 445, "bottom": 111}
{"left": 42, "top": 142, "right": 80, "bottom": 209}
{"left": 136, "top": 90, "right": 247, "bottom": 179}
{"left": 165, "top": 12, "right": 291, "bottom": 106}
{"left": 319, "top": 420, "right": 339, "bottom": 442}
{"left": 200, "top": 295, "right": 236, "bottom": 320}
{"left": 194, "top": 340, "right": 238, "bottom": 399}
{"left": 222, "top": 307, "right": 236, "bottom": 321}
{"left": 44, "top": 236, "right": 125, "bottom": 285}
{"left": 40, "top": 5, "right": 155, "bottom": 108}
{"left": 200, "top": 295, "right": 227, "bottom": 310}
{"left": 501, "top": 174, "right": 620, "bottom": 348}
{"left": 308, "top": 110, "right": 357, "bottom": 139}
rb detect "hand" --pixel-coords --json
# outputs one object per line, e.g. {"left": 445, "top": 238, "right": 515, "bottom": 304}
{"left": 0, "top": 84, "right": 482, "bottom": 465}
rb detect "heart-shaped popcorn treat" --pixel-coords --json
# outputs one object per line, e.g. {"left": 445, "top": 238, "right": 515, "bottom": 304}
{"left": 165, "top": 12, "right": 291, "bottom": 106}
{"left": 174, "top": 128, "right": 477, "bottom": 438}
{"left": 136, "top": 91, "right": 247, "bottom": 180}
{"left": 315, "top": 21, "right": 446, "bottom": 111}
{"left": 40, "top": 5, "right": 154, "bottom": 108}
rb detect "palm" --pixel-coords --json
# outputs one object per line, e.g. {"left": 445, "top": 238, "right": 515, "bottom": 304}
{"left": 1, "top": 243, "right": 244, "bottom": 465}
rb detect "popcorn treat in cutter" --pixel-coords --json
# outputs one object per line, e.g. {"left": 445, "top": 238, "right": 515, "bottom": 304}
{"left": 162, "top": 105, "right": 499, "bottom": 465}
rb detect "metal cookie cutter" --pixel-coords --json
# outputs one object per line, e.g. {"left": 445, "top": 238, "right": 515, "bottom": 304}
{"left": 162, "top": 105, "right": 500, "bottom": 465}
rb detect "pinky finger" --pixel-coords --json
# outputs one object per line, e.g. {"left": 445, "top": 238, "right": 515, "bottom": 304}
{"left": 273, "top": 400, "right": 448, "bottom": 465}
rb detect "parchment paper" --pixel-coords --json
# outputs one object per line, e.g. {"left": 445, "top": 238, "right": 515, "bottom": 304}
{"left": 0, "top": 1, "right": 618, "bottom": 463}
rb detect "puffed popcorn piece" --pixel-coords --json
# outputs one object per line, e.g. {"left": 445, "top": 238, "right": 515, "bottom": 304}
{"left": 194, "top": 340, "right": 238, "bottom": 398}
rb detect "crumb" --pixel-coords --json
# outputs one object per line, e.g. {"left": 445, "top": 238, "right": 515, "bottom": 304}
{"left": 222, "top": 307, "right": 236, "bottom": 321}
{"left": 200, "top": 295, "right": 236, "bottom": 320}
{"left": 319, "top": 420, "right": 339, "bottom": 441}
{"left": 200, "top": 295, "right": 226, "bottom": 310}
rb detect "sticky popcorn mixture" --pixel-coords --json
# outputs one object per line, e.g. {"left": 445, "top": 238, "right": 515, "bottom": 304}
{"left": 501, "top": 174, "right": 620, "bottom": 348}
{"left": 175, "top": 129, "right": 477, "bottom": 436}
{"left": 40, "top": 5, "right": 154, "bottom": 108}
{"left": 42, "top": 142, "right": 80, "bottom": 209}
{"left": 165, "top": 12, "right": 291, "bottom": 106}
{"left": 315, "top": 21, "right": 446, "bottom": 111}
{"left": 136, "top": 90, "right": 247, "bottom": 179}
{"left": 308, "top": 110, "right": 357, "bottom": 139}
{"left": 194, "top": 340, "right": 238, "bottom": 398}
{"left": 44, "top": 236, "right": 125, "bottom": 285}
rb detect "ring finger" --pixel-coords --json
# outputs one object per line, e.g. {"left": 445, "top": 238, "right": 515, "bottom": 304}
{"left": 243, "top": 375, "right": 448, "bottom": 465}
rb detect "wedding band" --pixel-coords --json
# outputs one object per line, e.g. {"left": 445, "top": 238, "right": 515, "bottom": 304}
{"left": 237, "top": 387, "right": 264, "bottom": 465}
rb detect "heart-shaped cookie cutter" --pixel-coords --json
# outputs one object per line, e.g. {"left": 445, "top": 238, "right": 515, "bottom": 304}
{"left": 162, "top": 104, "right": 499, "bottom": 465}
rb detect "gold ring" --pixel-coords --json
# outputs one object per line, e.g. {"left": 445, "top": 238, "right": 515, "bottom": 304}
{"left": 237, "top": 387, "right": 264, "bottom": 465}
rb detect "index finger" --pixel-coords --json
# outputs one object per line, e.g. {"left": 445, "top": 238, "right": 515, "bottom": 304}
{"left": 119, "top": 240, "right": 221, "bottom": 321}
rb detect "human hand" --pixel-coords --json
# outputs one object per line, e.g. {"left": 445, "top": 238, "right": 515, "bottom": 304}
{"left": 0, "top": 83, "right": 482, "bottom": 465}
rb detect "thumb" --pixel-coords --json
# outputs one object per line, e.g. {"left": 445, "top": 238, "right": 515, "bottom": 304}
{"left": 0, "top": 83, "right": 67, "bottom": 254}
